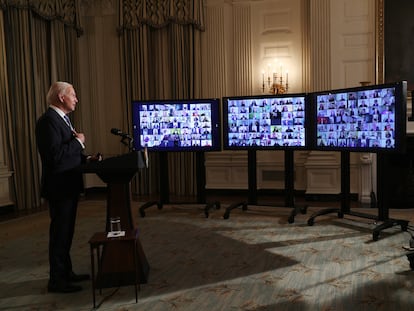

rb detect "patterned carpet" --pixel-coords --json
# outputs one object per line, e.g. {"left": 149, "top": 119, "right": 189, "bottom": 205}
{"left": 1, "top": 199, "right": 414, "bottom": 311}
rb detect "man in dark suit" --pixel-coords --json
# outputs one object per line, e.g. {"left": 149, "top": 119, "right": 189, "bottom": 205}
{"left": 36, "top": 81, "right": 92, "bottom": 293}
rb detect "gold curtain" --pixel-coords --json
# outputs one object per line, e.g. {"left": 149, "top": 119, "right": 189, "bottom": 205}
{"left": 0, "top": 0, "right": 81, "bottom": 210}
{"left": 0, "top": 9, "right": 15, "bottom": 206}
{"left": 119, "top": 0, "right": 204, "bottom": 199}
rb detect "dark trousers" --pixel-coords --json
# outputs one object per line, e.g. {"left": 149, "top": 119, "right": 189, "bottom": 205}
{"left": 48, "top": 197, "right": 79, "bottom": 283}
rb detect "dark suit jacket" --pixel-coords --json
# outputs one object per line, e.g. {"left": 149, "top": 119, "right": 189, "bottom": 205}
{"left": 35, "top": 108, "right": 86, "bottom": 200}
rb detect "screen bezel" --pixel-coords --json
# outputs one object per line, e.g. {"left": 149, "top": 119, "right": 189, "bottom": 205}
{"left": 222, "top": 93, "right": 310, "bottom": 150}
{"left": 309, "top": 81, "right": 407, "bottom": 153}
{"left": 131, "top": 98, "right": 221, "bottom": 152}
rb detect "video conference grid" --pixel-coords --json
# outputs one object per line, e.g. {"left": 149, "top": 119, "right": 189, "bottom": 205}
{"left": 226, "top": 97, "right": 306, "bottom": 147}
{"left": 316, "top": 87, "right": 396, "bottom": 148}
{"left": 138, "top": 103, "right": 214, "bottom": 148}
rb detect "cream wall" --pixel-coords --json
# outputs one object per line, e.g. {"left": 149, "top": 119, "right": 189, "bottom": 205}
{"left": 202, "top": 0, "right": 378, "bottom": 203}
{"left": 0, "top": 0, "right": 391, "bottom": 206}
{"left": 305, "top": 0, "right": 376, "bottom": 201}
{"left": 330, "top": 0, "right": 376, "bottom": 89}
{"left": 330, "top": 0, "right": 376, "bottom": 202}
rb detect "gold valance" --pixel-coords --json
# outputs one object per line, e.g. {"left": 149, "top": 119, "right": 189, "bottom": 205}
{"left": 119, "top": 0, "right": 205, "bottom": 33}
{"left": 0, "top": 0, "right": 82, "bottom": 35}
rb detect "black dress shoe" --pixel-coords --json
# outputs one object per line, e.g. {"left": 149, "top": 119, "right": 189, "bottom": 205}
{"left": 48, "top": 281, "right": 82, "bottom": 293}
{"left": 68, "top": 271, "right": 90, "bottom": 282}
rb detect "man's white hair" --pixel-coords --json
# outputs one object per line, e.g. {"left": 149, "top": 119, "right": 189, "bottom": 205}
{"left": 46, "top": 81, "right": 73, "bottom": 106}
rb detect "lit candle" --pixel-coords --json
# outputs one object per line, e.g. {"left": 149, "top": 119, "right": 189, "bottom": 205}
{"left": 262, "top": 70, "right": 265, "bottom": 92}
{"left": 286, "top": 71, "right": 289, "bottom": 92}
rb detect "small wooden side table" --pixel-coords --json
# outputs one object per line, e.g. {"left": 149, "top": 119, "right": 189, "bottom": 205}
{"left": 88, "top": 229, "right": 140, "bottom": 308}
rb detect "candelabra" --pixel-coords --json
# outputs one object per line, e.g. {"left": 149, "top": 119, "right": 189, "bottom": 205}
{"left": 262, "top": 69, "right": 289, "bottom": 94}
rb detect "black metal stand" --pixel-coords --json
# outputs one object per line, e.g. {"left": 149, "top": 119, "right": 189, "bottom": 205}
{"left": 139, "top": 152, "right": 220, "bottom": 217}
{"left": 139, "top": 152, "right": 167, "bottom": 217}
{"left": 222, "top": 150, "right": 254, "bottom": 219}
{"left": 139, "top": 200, "right": 163, "bottom": 217}
{"left": 307, "top": 151, "right": 408, "bottom": 241}
{"left": 407, "top": 252, "right": 414, "bottom": 270}
{"left": 223, "top": 150, "right": 307, "bottom": 222}
{"left": 285, "top": 150, "right": 308, "bottom": 223}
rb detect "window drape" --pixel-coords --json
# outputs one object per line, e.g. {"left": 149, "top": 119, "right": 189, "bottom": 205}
{"left": 119, "top": 0, "right": 205, "bottom": 198}
{"left": 0, "top": 0, "right": 82, "bottom": 210}
{"left": 0, "top": 0, "right": 205, "bottom": 209}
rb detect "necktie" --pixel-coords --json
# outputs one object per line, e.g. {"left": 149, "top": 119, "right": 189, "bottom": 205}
{"left": 63, "top": 115, "right": 73, "bottom": 130}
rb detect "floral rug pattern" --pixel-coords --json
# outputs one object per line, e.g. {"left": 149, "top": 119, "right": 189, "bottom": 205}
{"left": 1, "top": 200, "right": 414, "bottom": 310}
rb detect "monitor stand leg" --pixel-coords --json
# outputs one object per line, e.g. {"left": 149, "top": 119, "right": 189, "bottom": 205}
{"left": 204, "top": 201, "right": 221, "bottom": 218}
{"left": 223, "top": 202, "right": 248, "bottom": 219}
{"left": 139, "top": 201, "right": 163, "bottom": 217}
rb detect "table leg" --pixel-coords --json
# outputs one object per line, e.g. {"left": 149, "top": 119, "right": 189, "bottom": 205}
{"left": 90, "top": 245, "right": 96, "bottom": 308}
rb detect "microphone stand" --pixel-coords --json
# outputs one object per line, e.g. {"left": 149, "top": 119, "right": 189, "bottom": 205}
{"left": 112, "top": 130, "right": 147, "bottom": 167}
{"left": 120, "top": 136, "right": 134, "bottom": 152}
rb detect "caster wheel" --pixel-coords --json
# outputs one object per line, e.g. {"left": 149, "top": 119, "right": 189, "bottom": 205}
{"left": 407, "top": 253, "right": 414, "bottom": 270}
{"left": 223, "top": 211, "right": 230, "bottom": 219}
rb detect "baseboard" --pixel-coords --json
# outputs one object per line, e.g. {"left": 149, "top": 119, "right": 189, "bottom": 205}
{"left": 0, "top": 204, "right": 15, "bottom": 215}
{"left": 304, "top": 193, "right": 358, "bottom": 202}
{"left": 205, "top": 188, "right": 306, "bottom": 198}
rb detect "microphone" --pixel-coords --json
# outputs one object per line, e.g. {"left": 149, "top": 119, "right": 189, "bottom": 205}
{"left": 110, "top": 128, "right": 132, "bottom": 139}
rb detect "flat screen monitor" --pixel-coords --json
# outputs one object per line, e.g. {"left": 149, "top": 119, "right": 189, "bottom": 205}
{"left": 312, "top": 81, "right": 407, "bottom": 152}
{"left": 131, "top": 98, "right": 221, "bottom": 152}
{"left": 222, "top": 93, "right": 308, "bottom": 150}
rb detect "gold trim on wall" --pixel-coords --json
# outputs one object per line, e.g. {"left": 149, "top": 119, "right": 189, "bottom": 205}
{"left": 375, "top": 0, "right": 384, "bottom": 84}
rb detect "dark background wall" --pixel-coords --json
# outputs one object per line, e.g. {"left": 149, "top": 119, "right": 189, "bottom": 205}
{"left": 385, "top": 0, "right": 414, "bottom": 91}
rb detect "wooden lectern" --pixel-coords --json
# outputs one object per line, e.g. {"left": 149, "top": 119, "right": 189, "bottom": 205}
{"left": 81, "top": 151, "right": 150, "bottom": 286}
